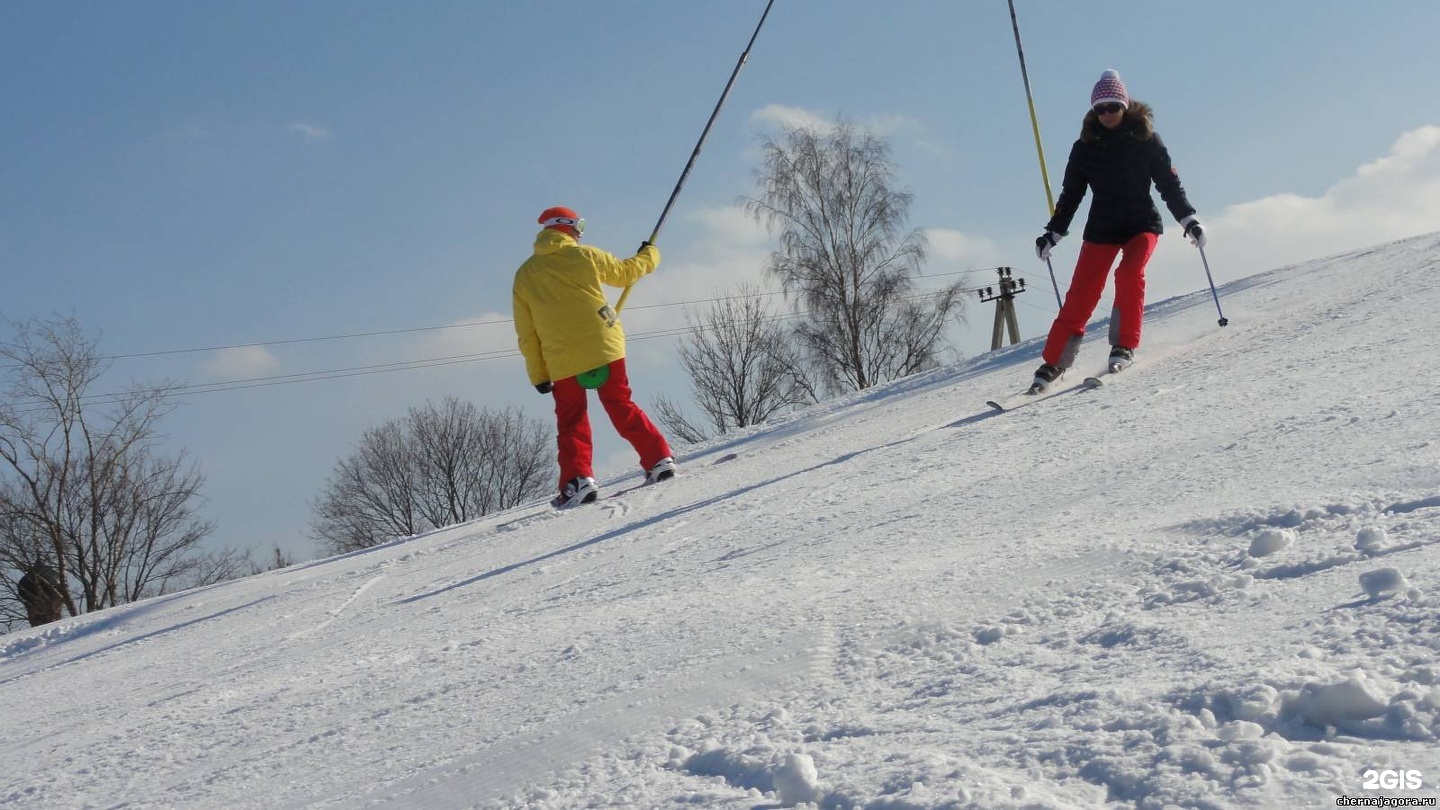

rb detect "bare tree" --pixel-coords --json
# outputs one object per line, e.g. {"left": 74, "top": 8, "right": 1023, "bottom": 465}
{"left": 650, "top": 394, "right": 713, "bottom": 446}
{"left": 311, "top": 398, "right": 550, "bottom": 555}
{"left": 474, "top": 405, "right": 552, "bottom": 513}
{"left": 310, "top": 421, "right": 420, "bottom": 554}
{"left": 251, "top": 544, "right": 296, "bottom": 574}
{"left": 745, "top": 117, "right": 966, "bottom": 393}
{"left": 0, "top": 316, "right": 215, "bottom": 622}
{"left": 655, "top": 283, "right": 814, "bottom": 442}
{"left": 184, "top": 546, "right": 259, "bottom": 586}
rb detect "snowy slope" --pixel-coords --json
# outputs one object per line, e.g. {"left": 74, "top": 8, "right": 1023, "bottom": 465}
{"left": 3, "top": 233, "right": 1440, "bottom": 809}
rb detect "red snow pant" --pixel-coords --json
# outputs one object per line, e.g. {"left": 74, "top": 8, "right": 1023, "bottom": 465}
{"left": 1042, "top": 232, "right": 1158, "bottom": 367}
{"left": 551, "top": 357, "right": 672, "bottom": 491}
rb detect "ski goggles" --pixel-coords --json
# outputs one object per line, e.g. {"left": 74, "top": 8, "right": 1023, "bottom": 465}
{"left": 1093, "top": 102, "right": 1125, "bottom": 115}
{"left": 540, "top": 215, "right": 585, "bottom": 235}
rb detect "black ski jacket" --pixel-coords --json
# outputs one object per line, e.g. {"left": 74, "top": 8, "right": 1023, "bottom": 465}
{"left": 1044, "top": 100, "right": 1196, "bottom": 245}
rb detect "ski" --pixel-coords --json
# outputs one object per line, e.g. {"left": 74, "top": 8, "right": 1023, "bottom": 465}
{"left": 597, "top": 471, "right": 681, "bottom": 503}
{"left": 546, "top": 462, "right": 691, "bottom": 509}
{"left": 985, "top": 380, "right": 1082, "bottom": 412}
{"left": 555, "top": 483, "right": 644, "bottom": 507}
{"left": 504, "top": 471, "right": 676, "bottom": 523}
{"left": 1083, "top": 359, "right": 1134, "bottom": 388}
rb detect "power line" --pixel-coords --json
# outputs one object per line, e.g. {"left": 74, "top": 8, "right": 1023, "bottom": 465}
{"left": 4, "top": 283, "right": 983, "bottom": 414}
{"left": 6, "top": 308, "right": 824, "bottom": 412}
{"left": 107, "top": 318, "right": 515, "bottom": 360}
{"left": 91, "top": 267, "right": 990, "bottom": 363}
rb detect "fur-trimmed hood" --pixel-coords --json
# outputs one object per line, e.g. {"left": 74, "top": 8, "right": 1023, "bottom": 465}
{"left": 1080, "top": 99, "right": 1155, "bottom": 144}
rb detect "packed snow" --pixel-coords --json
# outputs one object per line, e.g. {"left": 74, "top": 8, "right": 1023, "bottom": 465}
{"left": 4, "top": 233, "right": 1440, "bottom": 808}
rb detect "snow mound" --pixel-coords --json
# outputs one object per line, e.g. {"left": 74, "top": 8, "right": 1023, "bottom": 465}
{"left": 1249, "top": 527, "right": 1295, "bottom": 558}
{"left": 1358, "top": 567, "right": 1410, "bottom": 600}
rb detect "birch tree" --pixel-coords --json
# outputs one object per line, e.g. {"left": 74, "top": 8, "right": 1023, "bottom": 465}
{"left": 746, "top": 118, "right": 965, "bottom": 393}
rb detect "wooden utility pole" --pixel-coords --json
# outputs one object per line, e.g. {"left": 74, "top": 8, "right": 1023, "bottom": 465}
{"left": 978, "top": 266, "right": 1027, "bottom": 351}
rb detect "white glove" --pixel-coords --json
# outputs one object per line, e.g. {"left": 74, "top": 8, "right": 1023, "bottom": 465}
{"left": 1181, "top": 215, "right": 1206, "bottom": 248}
{"left": 1035, "top": 231, "right": 1062, "bottom": 261}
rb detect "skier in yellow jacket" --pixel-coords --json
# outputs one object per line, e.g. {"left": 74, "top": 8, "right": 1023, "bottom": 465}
{"left": 513, "top": 206, "right": 677, "bottom": 507}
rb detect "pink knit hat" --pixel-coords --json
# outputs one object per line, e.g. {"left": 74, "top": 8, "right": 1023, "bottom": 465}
{"left": 1090, "top": 69, "right": 1129, "bottom": 109}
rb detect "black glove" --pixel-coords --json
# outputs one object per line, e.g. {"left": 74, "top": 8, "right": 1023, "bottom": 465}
{"left": 535, "top": 381, "right": 552, "bottom": 395}
{"left": 638, "top": 240, "right": 653, "bottom": 252}
{"left": 1034, "top": 231, "right": 1062, "bottom": 261}
{"left": 1181, "top": 216, "right": 1206, "bottom": 248}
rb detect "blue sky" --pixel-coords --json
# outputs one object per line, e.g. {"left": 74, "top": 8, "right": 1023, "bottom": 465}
{"left": 4, "top": 1, "right": 1439, "bottom": 562}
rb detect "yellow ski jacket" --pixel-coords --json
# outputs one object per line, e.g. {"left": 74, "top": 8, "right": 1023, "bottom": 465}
{"left": 512, "top": 229, "right": 660, "bottom": 385}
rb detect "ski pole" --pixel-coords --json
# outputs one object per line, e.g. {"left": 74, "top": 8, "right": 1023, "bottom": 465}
{"left": 1043, "top": 256, "right": 1062, "bottom": 310}
{"left": 614, "top": 0, "right": 776, "bottom": 315}
{"left": 1197, "top": 244, "right": 1229, "bottom": 326}
{"left": 1008, "top": 0, "right": 1063, "bottom": 309}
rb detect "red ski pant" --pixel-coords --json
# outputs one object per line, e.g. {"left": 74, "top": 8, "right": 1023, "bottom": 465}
{"left": 551, "top": 357, "right": 672, "bottom": 491}
{"left": 1043, "top": 232, "right": 1158, "bottom": 366}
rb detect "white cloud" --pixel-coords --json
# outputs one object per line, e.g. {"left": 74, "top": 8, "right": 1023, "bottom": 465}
{"left": 749, "top": 105, "right": 922, "bottom": 139}
{"left": 861, "top": 112, "right": 924, "bottom": 139}
{"left": 334, "top": 313, "right": 529, "bottom": 422}
{"left": 410, "top": 312, "right": 517, "bottom": 363}
{"left": 287, "top": 122, "right": 332, "bottom": 142}
{"left": 750, "top": 104, "right": 833, "bottom": 133}
{"left": 924, "top": 228, "right": 1005, "bottom": 270}
{"left": 202, "top": 345, "right": 281, "bottom": 380}
{"left": 689, "top": 205, "right": 771, "bottom": 250}
{"left": 1219, "top": 126, "right": 1440, "bottom": 247}
{"left": 616, "top": 205, "right": 774, "bottom": 373}
{"left": 633, "top": 205, "right": 772, "bottom": 311}
{"left": 1143, "top": 124, "right": 1440, "bottom": 301}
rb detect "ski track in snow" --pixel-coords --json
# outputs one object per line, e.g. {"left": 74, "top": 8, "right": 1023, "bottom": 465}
{"left": 346, "top": 627, "right": 818, "bottom": 808}
{"left": 286, "top": 574, "right": 386, "bottom": 640}
{"left": 332, "top": 548, "right": 1136, "bottom": 808}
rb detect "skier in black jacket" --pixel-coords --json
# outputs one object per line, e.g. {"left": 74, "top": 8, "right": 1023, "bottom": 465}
{"left": 1030, "top": 69, "right": 1205, "bottom": 391}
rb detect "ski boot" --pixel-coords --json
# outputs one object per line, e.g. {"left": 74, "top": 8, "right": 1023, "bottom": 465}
{"left": 1029, "top": 363, "right": 1064, "bottom": 394}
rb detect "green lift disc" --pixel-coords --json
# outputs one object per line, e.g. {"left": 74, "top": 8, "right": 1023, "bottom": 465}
{"left": 576, "top": 365, "right": 610, "bottom": 389}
